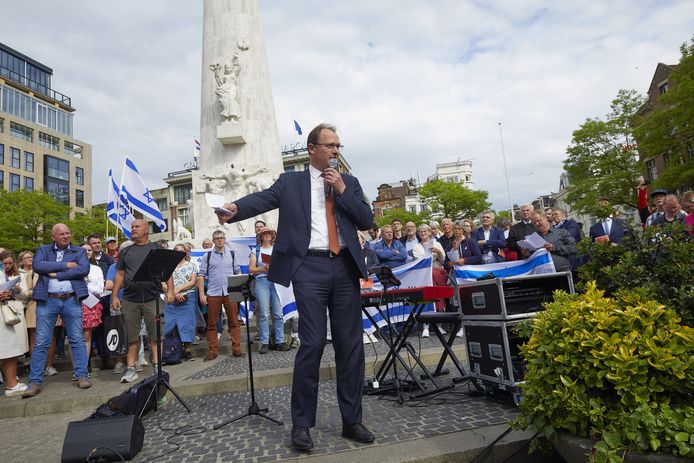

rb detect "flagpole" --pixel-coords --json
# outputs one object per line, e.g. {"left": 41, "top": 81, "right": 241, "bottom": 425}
{"left": 498, "top": 122, "right": 514, "bottom": 220}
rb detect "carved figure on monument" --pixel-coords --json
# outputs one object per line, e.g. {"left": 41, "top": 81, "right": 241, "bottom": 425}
{"left": 210, "top": 54, "right": 241, "bottom": 123}
{"left": 175, "top": 219, "right": 193, "bottom": 241}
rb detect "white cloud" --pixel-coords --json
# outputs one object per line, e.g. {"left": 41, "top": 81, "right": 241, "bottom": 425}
{"left": 2, "top": 0, "right": 692, "bottom": 215}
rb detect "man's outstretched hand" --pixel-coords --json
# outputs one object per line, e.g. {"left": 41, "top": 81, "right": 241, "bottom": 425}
{"left": 215, "top": 203, "right": 238, "bottom": 224}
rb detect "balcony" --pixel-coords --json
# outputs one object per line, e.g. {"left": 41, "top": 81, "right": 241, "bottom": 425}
{"left": 0, "top": 64, "right": 72, "bottom": 107}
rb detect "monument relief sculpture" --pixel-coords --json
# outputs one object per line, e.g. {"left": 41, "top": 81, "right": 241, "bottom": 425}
{"left": 210, "top": 54, "right": 241, "bottom": 123}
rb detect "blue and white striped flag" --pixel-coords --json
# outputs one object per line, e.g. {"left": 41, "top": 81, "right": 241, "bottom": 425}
{"left": 107, "top": 169, "right": 134, "bottom": 238}
{"left": 453, "top": 248, "right": 556, "bottom": 283}
{"left": 277, "top": 256, "right": 435, "bottom": 332}
{"left": 121, "top": 157, "right": 167, "bottom": 232}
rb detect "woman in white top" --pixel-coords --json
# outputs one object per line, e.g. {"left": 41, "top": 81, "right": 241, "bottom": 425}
{"left": 0, "top": 250, "right": 29, "bottom": 396}
{"left": 81, "top": 244, "right": 105, "bottom": 369}
{"left": 412, "top": 224, "right": 449, "bottom": 338}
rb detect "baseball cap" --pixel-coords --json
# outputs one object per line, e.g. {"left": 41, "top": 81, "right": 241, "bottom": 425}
{"left": 104, "top": 236, "right": 117, "bottom": 244}
{"left": 649, "top": 189, "right": 668, "bottom": 198}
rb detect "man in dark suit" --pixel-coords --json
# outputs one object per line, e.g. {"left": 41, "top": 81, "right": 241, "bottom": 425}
{"left": 472, "top": 210, "right": 507, "bottom": 263}
{"left": 216, "top": 123, "right": 375, "bottom": 451}
{"left": 589, "top": 198, "right": 632, "bottom": 245}
{"left": 507, "top": 204, "right": 536, "bottom": 254}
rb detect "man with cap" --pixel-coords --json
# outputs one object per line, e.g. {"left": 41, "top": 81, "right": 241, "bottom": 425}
{"left": 104, "top": 236, "right": 119, "bottom": 260}
{"left": 646, "top": 189, "right": 668, "bottom": 227}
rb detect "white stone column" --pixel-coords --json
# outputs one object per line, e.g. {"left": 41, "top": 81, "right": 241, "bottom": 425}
{"left": 194, "top": 0, "right": 283, "bottom": 238}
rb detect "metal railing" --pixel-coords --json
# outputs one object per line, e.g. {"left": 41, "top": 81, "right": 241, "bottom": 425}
{"left": 0, "top": 65, "right": 71, "bottom": 106}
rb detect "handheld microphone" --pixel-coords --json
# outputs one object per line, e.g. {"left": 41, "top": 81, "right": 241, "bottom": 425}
{"left": 325, "top": 157, "right": 339, "bottom": 196}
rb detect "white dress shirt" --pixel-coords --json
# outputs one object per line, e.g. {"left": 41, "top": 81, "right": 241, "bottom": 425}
{"left": 308, "top": 165, "right": 345, "bottom": 250}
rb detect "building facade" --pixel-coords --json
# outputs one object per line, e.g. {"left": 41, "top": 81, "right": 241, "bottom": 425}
{"left": 0, "top": 43, "right": 91, "bottom": 213}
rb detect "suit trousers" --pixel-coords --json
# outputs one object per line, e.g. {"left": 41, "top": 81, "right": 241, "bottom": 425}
{"left": 205, "top": 295, "right": 241, "bottom": 355}
{"left": 290, "top": 253, "right": 364, "bottom": 428}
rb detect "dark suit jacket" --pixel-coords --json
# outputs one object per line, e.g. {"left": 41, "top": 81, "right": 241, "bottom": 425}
{"left": 471, "top": 226, "right": 506, "bottom": 261}
{"left": 556, "top": 218, "right": 583, "bottom": 243}
{"left": 507, "top": 221, "right": 536, "bottom": 252}
{"left": 231, "top": 170, "right": 374, "bottom": 287}
{"left": 589, "top": 218, "right": 630, "bottom": 245}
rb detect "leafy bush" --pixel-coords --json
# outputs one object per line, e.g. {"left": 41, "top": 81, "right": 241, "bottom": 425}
{"left": 577, "top": 223, "right": 694, "bottom": 326}
{"left": 513, "top": 283, "right": 694, "bottom": 462}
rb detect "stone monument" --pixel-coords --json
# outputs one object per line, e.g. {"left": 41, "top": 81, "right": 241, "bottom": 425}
{"left": 193, "top": 0, "right": 283, "bottom": 238}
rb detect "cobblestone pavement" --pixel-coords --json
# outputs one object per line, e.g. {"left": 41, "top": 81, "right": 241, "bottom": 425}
{"left": 188, "top": 334, "right": 448, "bottom": 380}
{"left": 132, "top": 380, "right": 517, "bottom": 463}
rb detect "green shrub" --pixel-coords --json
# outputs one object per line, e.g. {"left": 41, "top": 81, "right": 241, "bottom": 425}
{"left": 513, "top": 283, "right": 694, "bottom": 462}
{"left": 578, "top": 223, "right": 694, "bottom": 326}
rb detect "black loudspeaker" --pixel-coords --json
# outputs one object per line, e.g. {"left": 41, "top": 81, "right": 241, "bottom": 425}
{"left": 61, "top": 415, "right": 144, "bottom": 463}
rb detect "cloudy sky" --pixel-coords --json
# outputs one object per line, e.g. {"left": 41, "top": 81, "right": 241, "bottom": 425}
{"left": 2, "top": 1, "right": 692, "bottom": 212}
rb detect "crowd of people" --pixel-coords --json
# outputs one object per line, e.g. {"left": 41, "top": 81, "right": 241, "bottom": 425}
{"left": 0, "top": 218, "right": 298, "bottom": 398}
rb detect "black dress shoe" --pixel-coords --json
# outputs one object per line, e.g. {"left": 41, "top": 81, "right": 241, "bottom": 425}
{"left": 291, "top": 426, "right": 314, "bottom": 451}
{"left": 341, "top": 423, "right": 375, "bottom": 443}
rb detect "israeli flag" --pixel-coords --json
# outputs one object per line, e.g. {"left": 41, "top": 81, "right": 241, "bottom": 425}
{"left": 277, "top": 256, "right": 435, "bottom": 332}
{"left": 107, "top": 169, "right": 134, "bottom": 238}
{"left": 120, "top": 157, "right": 166, "bottom": 232}
{"left": 453, "top": 248, "right": 556, "bottom": 283}
{"left": 293, "top": 120, "right": 302, "bottom": 136}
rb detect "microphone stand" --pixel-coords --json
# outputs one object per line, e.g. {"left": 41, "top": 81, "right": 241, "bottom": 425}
{"left": 214, "top": 275, "right": 283, "bottom": 429}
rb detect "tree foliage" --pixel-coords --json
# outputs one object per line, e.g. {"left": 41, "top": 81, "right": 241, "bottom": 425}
{"left": 67, "top": 205, "right": 110, "bottom": 245}
{"left": 0, "top": 189, "right": 70, "bottom": 252}
{"left": 376, "top": 207, "right": 430, "bottom": 228}
{"left": 0, "top": 190, "right": 111, "bottom": 253}
{"left": 563, "top": 89, "right": 646, "bottom": 216}
{"left": 634, "top": 35, "right": 694, "bottom": 191}
{"left": 418, "top": 179, "right": 490, "bottom": 220}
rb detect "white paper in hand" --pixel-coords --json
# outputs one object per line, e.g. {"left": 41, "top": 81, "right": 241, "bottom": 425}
{"left": 446, "top": 249, "right": 460, "bottom": 262}
{"left": 0, "top": 276, "right": 21, "bottom": 292}
{"left": 520, "top": 232, "right": 548, "bottom": 251}
{"left": 205, "top": 193, "right": 231, "bottom": 214}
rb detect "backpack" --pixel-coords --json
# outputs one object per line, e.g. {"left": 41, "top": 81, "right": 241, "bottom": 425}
{"left": 162, "top": 334, "right": 182, "bottom": 365}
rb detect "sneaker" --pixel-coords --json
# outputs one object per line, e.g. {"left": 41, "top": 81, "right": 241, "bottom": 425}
{"left": 113, "top": 361, "right": 126, "bottom": 375}
{"left": 258, "top": 344, "right": 269, "bottom": 354}
{"left": 72, "top": 372, "right": 91, "bottom": 381}
{"left": 134, "top": 362, "right": 143, "bottom": 372}
{"left": 21, "top": 383, "right": 41, "bottom": 399}
{"left": 44, "top": 366, "right": 58, "bottom": 376}
{"left": 456, "top": 328, "right": 464, "bottom": 338}
{"left": 138, "top": 356, "right": 149, "bottom": 367}
{"left": 76, "top": 377, "right": 92, "bottom": 389}
{"left": 421, "top": 328, "right": 430, "bottom": 338}
{"left": 5, "top": 382, "right": 28, "bottom": 397}
{"left": 437, "top": 326, "right": 447, "bottom": 335}
{"left": 183, "top": 351, "right": 193, "bottom": 361}
{"left": 120, "top": 367, "right": 139, "bottom": 384}
{"left": 217, "top": 332, "right": 222, "bottom": 340}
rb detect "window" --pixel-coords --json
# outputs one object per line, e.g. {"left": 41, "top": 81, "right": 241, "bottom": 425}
{"left": 75, "top": 189, "right": 84, "bottom": 208}
{"left": 178, "top": 208, "right": 190, "bottom": 227}
{"left": 0, "top": 170, "right": 3, "bottom": 189}
{"left": 39, "top": 132, "right": 60, "bottom": 151}
{"left": 0, "top": 144, "right": 4, "bottom": 164}
{"left": 46, "top": 155, "right": 70, "bottom": 181}
{"left": 24, "top": 176, "right": 33, "bottom": 192}
{"left": 75, "top": 166, "right": 84, "bottom": 186}
{"left": 10, "top": 147, "right": 20, "bottom": 168}
{"left": 24, "top": 152, "right": 34, "bottom": 172}
{"left": 64, "top": 141, "right": 82, "bottom": 158}
{"left": 9, "top": 173, "right": 20, "bottom": 192}
{"left": 645, "top": 159, "right": 658, "bottom": 181}
{"left": 408, "top": 205, "right": 416, "bottom": 213}
{"left": 0, "top": 117, "right": 4, "bottom": 133}
{"left": 45, "top": 179, "right": 69, "bottom": 205}
{"left": 10, "top": 121, "right": 33, "bottom": 142}
{"left": 155, "top": 198, "right": 167, "bottom": 211}
{"left": 659, "top": 82, "right": 669, "bottom": 94}
{"left": 173, "top": 185, "right": 191, "bottom": 204}
{"left": 284, "top": 165, "right": 295, "bottom": 173}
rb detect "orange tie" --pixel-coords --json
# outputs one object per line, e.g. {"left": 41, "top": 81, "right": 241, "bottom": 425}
{"left": 325, "top": 190, "right": 340, "bottom": 255}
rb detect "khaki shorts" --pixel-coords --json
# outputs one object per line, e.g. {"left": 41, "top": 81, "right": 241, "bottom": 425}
{"left": 122, "top": 299, "right": 160, "bottom": 345}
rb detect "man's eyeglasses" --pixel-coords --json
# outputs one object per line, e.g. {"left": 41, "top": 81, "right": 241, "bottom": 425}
{"left": 314, "top": 143, "right": 344, "bottom": 152}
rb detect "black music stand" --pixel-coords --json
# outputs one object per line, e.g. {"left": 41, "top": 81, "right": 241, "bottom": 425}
{"left": 132, "top": 248, "right": 191, "bottom": 416}
{"left": 369, "top": 265, "right": 407, "bottom": 404}
{"left": 214, "top": 274, "right": 283, "bottom": 429}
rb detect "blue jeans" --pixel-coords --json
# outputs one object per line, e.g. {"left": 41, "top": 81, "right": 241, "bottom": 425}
{"left": 254, "top": 277, "right": 284, "bottom": 345}
{"left": 29, "top": 296, "right": 88, "bottom": 385}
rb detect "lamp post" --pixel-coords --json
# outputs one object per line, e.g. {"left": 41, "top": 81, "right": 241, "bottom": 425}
{"left": 498, "top": 123, "right": 514, "bottom": 220}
